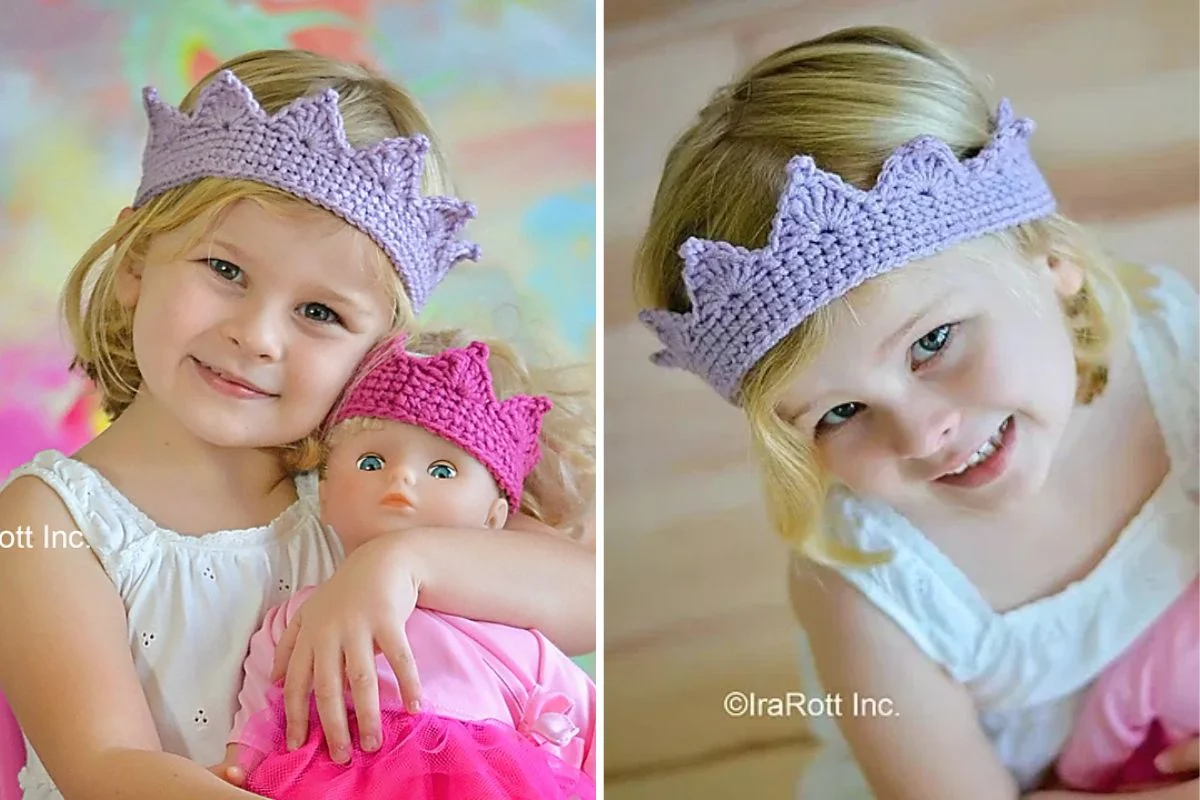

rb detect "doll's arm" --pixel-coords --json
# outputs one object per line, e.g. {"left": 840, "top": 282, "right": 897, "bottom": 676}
{"left": 226, "top": 593, "right": 305, "bottom": 756}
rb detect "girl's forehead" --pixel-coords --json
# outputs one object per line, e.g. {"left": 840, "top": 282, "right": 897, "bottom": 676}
{"left": 832, "top": 241, "right": 1019, "bottom": 334}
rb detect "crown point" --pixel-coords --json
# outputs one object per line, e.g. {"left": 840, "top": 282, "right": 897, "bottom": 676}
{"left": 786, "top": 154, "right": 819, "bottom": 180}
{"left": 648, "top": 349, "right": 684, "bottom": 370}
{"left": 993, "top": 98, "right": 1015, "bottom": 127}
{"left": 466, "top": 340, "right": 490, "bottom": 362}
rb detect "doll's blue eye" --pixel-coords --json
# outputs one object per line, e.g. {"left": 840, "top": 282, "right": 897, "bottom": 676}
{"left": 356, "top": 454, "right": 385, "bottom": 471}
{"left": 428, "top": 461, "right": 457, "bottom": 479}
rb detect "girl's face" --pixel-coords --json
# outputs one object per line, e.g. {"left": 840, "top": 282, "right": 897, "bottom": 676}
{"left": 776, "top": 237, "right": 1085, "bottom": 517}
{"left": 320, "top": 421, "right": 508, "bottom": 553}
{"left": 117, "top": 199, "right": 396, "bottom": 449}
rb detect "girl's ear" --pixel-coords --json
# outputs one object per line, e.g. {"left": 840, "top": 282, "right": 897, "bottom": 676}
{"left": 113, "top": 207, "right": 144, "bottom": 308}
{"left": 1047, "top": 253, "right": 1084, "bottom": 299}
{"left": 485, "top": 497, "right": 510, "bottom": 530}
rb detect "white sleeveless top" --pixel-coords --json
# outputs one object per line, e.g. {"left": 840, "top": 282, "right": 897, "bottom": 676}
{"left": 795, "top": 265, "right": 1200, "bottom": 796}
{"left": 0, "top": 455, "right": 343, "bottom": 799}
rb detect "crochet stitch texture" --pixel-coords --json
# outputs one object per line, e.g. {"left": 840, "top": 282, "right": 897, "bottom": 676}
{"left": 133, "top": 70, "right": 480, "bottom": 312}
{"left": 639, "top": 99, "right": 1056, "bottom": 403}
{"left": 329, "top": 337, "right": 552, "bottom": 510}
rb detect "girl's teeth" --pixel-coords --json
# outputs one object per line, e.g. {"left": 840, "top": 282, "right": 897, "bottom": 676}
{"left": 947, "top": 418, "right": 1009, "bottom": 476}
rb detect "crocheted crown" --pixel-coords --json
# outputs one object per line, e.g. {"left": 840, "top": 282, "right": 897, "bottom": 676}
{"left": 328, "top": 337, "right": 552, "bottom": 511}
{"left": 133, "top": 70, "right": 480, "bottom": 312}
{"left": 638, "top": 99, "right": 1056, "bottom": 403}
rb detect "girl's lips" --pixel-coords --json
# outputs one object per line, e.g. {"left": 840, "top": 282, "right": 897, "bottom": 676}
{"left": 192, "top": 357, "right": 276, "bottom": 399}
{"left": 935, "top": 416, "right": 1017, "bottom": 489}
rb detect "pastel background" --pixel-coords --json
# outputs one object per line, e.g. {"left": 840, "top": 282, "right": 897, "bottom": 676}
{"left": 0, "top": 0, "right": 596, "bottom": 495}
{"left": 604, "top": 0, "right": 1197, "bottom": 797}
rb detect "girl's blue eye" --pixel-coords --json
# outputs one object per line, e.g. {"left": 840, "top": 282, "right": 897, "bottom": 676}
{"left": 207, "top": 258, "right": 243, "bottom": 282}
{"left": 819, "top": 402, "right": 863, "bottom": 430}
{"left": 356, "top": 454, "right": 385, "bottom": 471}
{"left": 300, "top": 303, "right": 341, "bottom": 325}
{"left": 911, "top": 323, "right": 954, "bottom": 366}
{"left": 428, "top": 461, "right": 456, "bottom": 479}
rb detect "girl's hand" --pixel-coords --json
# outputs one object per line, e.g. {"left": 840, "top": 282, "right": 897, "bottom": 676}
{"left": 270, "top": 535, "right": 422, "bottom": 764}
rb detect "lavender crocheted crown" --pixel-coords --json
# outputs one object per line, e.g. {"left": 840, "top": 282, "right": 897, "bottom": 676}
{"left": 132, "top": 70, "right": 480, "bottom": 312}
{"left": 329, "top": 337, "right": 552, "bottom": 511}
{"left": 639, "top": 100, "right": 1056, "bottom": 403}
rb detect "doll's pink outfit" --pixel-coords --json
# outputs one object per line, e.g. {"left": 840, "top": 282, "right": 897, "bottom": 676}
{"left": 228, "top": 586, "right": 596, "bottom": 799}
{"left": 1055, "top": 578, "right": 1198, "bottom": 792}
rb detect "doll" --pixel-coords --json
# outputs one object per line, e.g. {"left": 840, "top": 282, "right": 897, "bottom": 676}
{"left": 223, "top": 335, "right": 596, "bottom": 799}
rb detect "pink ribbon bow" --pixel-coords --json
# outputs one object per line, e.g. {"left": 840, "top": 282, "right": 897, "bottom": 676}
{"left": 520, "top": 687, "right": 579, "bottom": 747}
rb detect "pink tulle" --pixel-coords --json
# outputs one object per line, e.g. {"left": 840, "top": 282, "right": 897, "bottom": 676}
{"left": 238, "top": 694, "right": 595, "bottom": 800}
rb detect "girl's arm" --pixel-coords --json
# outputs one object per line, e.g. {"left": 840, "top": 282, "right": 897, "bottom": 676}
{"left": 791, "top": 562, "right": 1198, "bottom": 800}
{"left": 0, "top": 477, "right": 259, "bottom": 800}
{"left": 270, "top": 515, "right": 595, "bottom": 761}
{"left": 403, "top": 517, "right": 596, "bottom": 654}
{"left": 789, "top": 558, "right": 1020, "bottom": 800}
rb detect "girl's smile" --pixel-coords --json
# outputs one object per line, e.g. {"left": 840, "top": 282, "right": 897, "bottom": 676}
{"left": 933, "top": 415, "right": 1015, "bottom": 488}
{"left": 189, "top": 356, "right": 279, "bottom": 399}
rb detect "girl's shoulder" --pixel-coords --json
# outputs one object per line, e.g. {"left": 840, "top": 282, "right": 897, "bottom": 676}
{"left": 0, "top": 451, "right": 330, "bottom": 575}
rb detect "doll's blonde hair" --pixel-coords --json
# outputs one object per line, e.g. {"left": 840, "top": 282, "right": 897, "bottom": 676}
{"left": 633, "top": 26, "right": 1131, "bottom": 566}
{"left": 293, "top": 329, "right": 596, "bottom": 541}
{"left": 63, "top": 48, "right": 454, "bottom": 421}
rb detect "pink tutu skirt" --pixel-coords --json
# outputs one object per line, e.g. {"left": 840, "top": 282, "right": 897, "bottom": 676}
{"left": 238, "top": 696, "right": 595, "bottom": 800}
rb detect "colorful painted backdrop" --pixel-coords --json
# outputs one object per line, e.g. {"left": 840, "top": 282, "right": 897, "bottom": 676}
{"left": 0, "top": 0, "right": 596, "bottom": 481}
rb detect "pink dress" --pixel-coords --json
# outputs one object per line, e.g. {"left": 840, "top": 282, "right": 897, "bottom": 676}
{"left": 1056, "top": 578, "right": 1199, "bottom": 792}
{"left": 228, "top": 586, "right": 596, "bottom": 799}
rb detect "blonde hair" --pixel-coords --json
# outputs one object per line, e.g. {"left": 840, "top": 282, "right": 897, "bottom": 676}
{"left": 63, "top": 48, "right": 453, "bottom": 420}
{"left": 291, "top": 329, "right": 596, "bottom": 541}
{"left": 633, "top": 27, "right": 1131, "bottom": 566}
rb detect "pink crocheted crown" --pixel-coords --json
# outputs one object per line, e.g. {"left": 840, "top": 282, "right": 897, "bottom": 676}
{"left": 639, "top": 99, "right": 1056, "bottom": 403}
{"left": 133, "top": 70, "right": 480, "bottom": 312}
{"left": 329, "top": 337, "right": 552, "bottom": 510}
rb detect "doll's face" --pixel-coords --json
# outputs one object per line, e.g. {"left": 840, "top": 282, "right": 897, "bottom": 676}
{"left": 320, "top": 420, "right": 509, "bottom": 554}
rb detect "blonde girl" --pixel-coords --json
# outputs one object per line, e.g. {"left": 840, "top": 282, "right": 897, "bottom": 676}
{"left": 635, "top": 26, "right": 1197, "bottom": 800}
{"left": 0, "top": 49, "right": 594, "bottom": 800}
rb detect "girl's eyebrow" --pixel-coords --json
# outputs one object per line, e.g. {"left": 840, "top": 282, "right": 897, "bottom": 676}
{"left": 877, "top": 289, "right": 954, "bottom": 358}
{"left": 208, "top": 238, "right": 252, "bottom": 262}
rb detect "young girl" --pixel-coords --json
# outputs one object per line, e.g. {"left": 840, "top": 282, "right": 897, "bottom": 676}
{"left": 214, "top": 332, "right": 595, "bottom": 798}
{"left": 0, "top": 49, "right": 594, "bottom": 800}
{"left": 634, "top": 26, "right": 1197, "bottom": 800}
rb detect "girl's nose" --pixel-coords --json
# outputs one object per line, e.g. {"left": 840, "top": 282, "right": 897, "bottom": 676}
{"left": 890, "top": 400, "right": 960, "bottom": 460}
{"left": 222, "top": 302, "right": 284, "bottom": 362}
